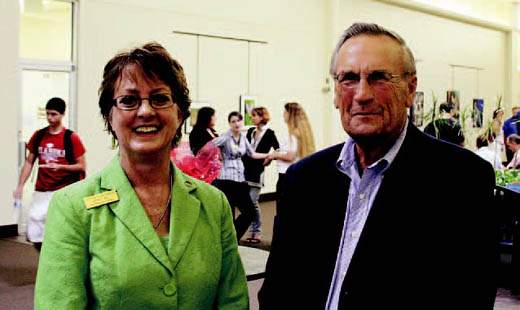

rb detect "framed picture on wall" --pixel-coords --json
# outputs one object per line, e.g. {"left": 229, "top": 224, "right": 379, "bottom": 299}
{"left": 472, "top": 98, "right": 484, "bottom": 128}
{"left": 184, "top": 101, "right": 208, "bottom": 134}
{"left": 412, "top": 91, "right": 424, "bottom": 126}
{"left": 240, "top": 95, "right": 256, "bottom": 128}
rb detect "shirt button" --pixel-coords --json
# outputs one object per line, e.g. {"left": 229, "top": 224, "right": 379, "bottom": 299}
{"left": 163, "top": 283, "right": 176, "bottom": 296}
{"left": 359, "top": 193, "right": 365, "bottom": 199}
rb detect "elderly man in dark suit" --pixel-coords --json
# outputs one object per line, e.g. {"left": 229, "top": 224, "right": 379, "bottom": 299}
{"left": 258, "top": 22, "right": 497, "bottom": 310}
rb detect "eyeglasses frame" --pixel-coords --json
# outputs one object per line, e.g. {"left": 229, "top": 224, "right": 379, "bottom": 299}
{"left": 333, "top": 70, "right": 415, "bottom": 88}
{"left": 112, "top": 93, "right": 175, "bottom": 111}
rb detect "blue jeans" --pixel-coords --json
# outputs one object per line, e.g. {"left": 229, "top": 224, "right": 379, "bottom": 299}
{"left": 248, "top": 186, "right": 262, "bottom": 235}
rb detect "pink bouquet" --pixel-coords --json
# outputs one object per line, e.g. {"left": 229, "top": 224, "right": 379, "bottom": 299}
{"left": 171, "top": 141, "right": 222, "bottom": 183}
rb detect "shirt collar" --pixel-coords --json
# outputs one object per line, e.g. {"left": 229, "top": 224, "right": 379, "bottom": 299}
{"left": 254, "top": 124, "right": 269, "bottom": 133}
{"left": 336, "top": 119, "right": 409, "bottom": 174}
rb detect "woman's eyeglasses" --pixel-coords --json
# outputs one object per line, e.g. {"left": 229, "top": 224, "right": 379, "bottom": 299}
{"left": 113, "top": 93, "right": 174, "bottom": 111}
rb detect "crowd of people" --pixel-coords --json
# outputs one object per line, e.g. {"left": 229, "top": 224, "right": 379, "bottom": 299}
{"left": 12, "top": 21, "right": 517, "bottom": 310}
{"left": 421, "top": 100, "right": 520, "bottom": 170}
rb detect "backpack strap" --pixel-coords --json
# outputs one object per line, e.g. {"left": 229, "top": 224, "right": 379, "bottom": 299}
{"left": 64, "top": 129, "right": 86, "bottom": 182}
{"left": 32, "top": 126, "right": 49, "bottom": 164}
{"left": 64, "top": 129, "right": 75, "bottom": 164}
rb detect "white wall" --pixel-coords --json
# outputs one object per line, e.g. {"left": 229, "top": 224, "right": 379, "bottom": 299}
{"left": 76, "top": 0, "right": 331, "bottom": 194}
{"left": 333, "top": 0, "right": 507, "bottom": 150}
{"left": 1, "top": 0, "right": 517, "bottom": 225}
{"left": 0, "top": 1, "right": 21, "bottom": 226}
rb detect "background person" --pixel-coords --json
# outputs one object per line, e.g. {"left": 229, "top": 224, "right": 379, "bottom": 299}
{"left": 35, "top": 43, "right": 248, "bottom": 309}
{"left": 490, "top": 108, "right": 505, "bottom": 165}
{"left": 506, "top": 134, "right": 520, "bottom": 169}
{"left": 189, "top": 106, "right": 218, "bottom": 156}
{"left": 13, "top": 97, "right": 86, "bottom": 251}
{"left": 268, "top": 102, "right": 315, "bottom": 230}
{"left": 259, "top": 22, "right": 496, "bottom": 310}
{"left": 503, "top": 106, "right": 520, "bottom": 162}
{"left": 423, "top": 102, "right": 465, "bottom": 146}
{"left": 242, "top": 107, "right": 279, "bottom": 243}
{"left": 475, "top": 136, "right": 503, "bottom": 169}
{"left": 212, "top": 111, "right": 270, "bottom": 242}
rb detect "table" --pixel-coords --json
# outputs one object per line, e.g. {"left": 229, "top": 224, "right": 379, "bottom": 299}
{"left": 238, "top": 245, "right": 269, "bottom": 281}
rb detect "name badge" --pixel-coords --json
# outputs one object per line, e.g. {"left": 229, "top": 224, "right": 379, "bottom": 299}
{"left": 84, "top": 190, "right": 119, "bottom": 209}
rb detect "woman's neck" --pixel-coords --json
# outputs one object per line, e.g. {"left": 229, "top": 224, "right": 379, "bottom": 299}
{"left": 119, "top": 150, "right": 171, "bottom": 187}
{"left": 206, "top": 127, "right": 216, "bottom": 138}
{"left": 231, "top": 130, "right": 240, "bottom": 139}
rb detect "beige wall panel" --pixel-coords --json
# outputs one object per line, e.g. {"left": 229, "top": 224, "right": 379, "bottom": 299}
{"left": 198, "top": 37, "right": 248, "bottom": 132}
{"left": 452, "top": 67, "right": 478, "bottom": 150}
{"left": 76, "top": 0, "right": 329, "bottom": 184}
{"left": 0, "top": 1, "right": 20, "bottom": 225}
{"left": 337, "top": 0, "right": 506, "bottom": 145}
{"left": 167, "top": 34, "right": 198, "bottom": 102}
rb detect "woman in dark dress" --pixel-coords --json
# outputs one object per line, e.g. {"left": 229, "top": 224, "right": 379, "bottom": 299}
{"left": 243, "top": 107, "right": 279, "bottom": 243}
{"left": 189, "top": 107, "right": 218, "bottom": 155}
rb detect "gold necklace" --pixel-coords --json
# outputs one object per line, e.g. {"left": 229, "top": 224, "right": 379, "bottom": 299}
{"left": 153, "top": 170, "right": 173, "bottom": 230}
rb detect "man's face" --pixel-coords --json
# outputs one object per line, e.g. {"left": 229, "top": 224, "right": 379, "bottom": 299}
{"left": 46, "top": 109, "right": 64, "bottom": 127}
{"left": 333, "top": 35, "right": 417, "bottom": 144}
{"left": 513, "top": 108, "right": 520, "bottom": 117}
{"left": 508, "top": 141, "right": 520, "bottom": 153}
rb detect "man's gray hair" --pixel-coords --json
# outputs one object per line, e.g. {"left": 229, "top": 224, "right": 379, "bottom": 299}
{"left": 329, "top": 22, "right": 416, "bottom": 77}
{"left": 508, "top": 134, "right": 520, "bottom": 145}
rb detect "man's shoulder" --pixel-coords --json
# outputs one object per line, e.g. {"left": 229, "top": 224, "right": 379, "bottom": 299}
{"left": 288, "top": 143, "right": 344, "bottom": 176}
{"left": 68, "top": 130, "right": 84, "bottom": 143}
{"left": 410, "top": 126, "right": 491, "bottom": 170}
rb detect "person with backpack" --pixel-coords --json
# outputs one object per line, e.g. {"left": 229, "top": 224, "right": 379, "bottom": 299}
{"left": 13, "top": 97, "right": 86, "bottom": 251}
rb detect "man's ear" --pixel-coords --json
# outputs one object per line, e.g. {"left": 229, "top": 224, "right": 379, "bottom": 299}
{"left": 405, "top": 76, "right": 418, "bottom": 108}
{"left": 333, "top": 85, "right": 339, "bottom": 109}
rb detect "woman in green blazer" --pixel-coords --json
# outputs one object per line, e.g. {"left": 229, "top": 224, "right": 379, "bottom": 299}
{"left": 35, "top": 43, "right": 249, "bottom": 309}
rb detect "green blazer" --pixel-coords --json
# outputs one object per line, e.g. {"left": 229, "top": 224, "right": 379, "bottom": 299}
{"left": 35, "top": 155, "right": 249, "bottom": 309}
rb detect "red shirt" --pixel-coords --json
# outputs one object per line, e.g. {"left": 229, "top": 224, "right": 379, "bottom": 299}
{"left": 27, "top": 128, "right": 86, "bottom": 191}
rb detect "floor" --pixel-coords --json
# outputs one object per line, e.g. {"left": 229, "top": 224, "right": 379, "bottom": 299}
{"left": 1, "top": 200, "right": 520, "bottom": 310}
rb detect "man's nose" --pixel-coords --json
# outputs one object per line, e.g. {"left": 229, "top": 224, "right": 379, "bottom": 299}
{"left": 353, "top": 78, "right": 375, "bottom": 103}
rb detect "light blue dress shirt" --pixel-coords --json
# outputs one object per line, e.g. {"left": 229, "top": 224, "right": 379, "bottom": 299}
{"left": 325, "top": 120, "right": 409, "bottom": 310}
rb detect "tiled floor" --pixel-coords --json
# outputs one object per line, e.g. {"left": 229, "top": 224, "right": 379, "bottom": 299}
{"left": 495, "top": 288, "right": 520, "bottom": 310}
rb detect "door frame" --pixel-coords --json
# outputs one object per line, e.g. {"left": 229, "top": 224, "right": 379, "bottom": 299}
{"left": 17, "top": 0, "right": 78, "bottom": 168}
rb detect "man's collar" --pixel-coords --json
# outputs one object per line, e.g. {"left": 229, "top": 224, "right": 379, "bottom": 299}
{"left": 337, "top": 119, "right": 409, "bottom": 173}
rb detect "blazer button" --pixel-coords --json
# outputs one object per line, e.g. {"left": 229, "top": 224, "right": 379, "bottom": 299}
{"left": 163, "top": 283, "right": 176, "bottom": 296}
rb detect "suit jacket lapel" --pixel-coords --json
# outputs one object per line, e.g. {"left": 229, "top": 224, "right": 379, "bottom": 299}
{"left": 100, "top": 156, "right": 175, "bottom": 274}
{"left": 167, "top": 167, "right": 201, "bottom": 270}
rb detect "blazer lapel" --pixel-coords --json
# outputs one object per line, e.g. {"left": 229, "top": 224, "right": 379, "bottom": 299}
{"left": 100, "top": 156, "right": 175, "bottom": 274}
{"left": 167, "top": 167, "right": 201, "bottom": 270}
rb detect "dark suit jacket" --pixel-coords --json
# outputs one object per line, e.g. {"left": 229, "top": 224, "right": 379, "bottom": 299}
{"left": 258, "top": 123, "right": 497, "bottom": 310}
{"left": 243, "top": 127, "right": 279, "bottom": 184}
